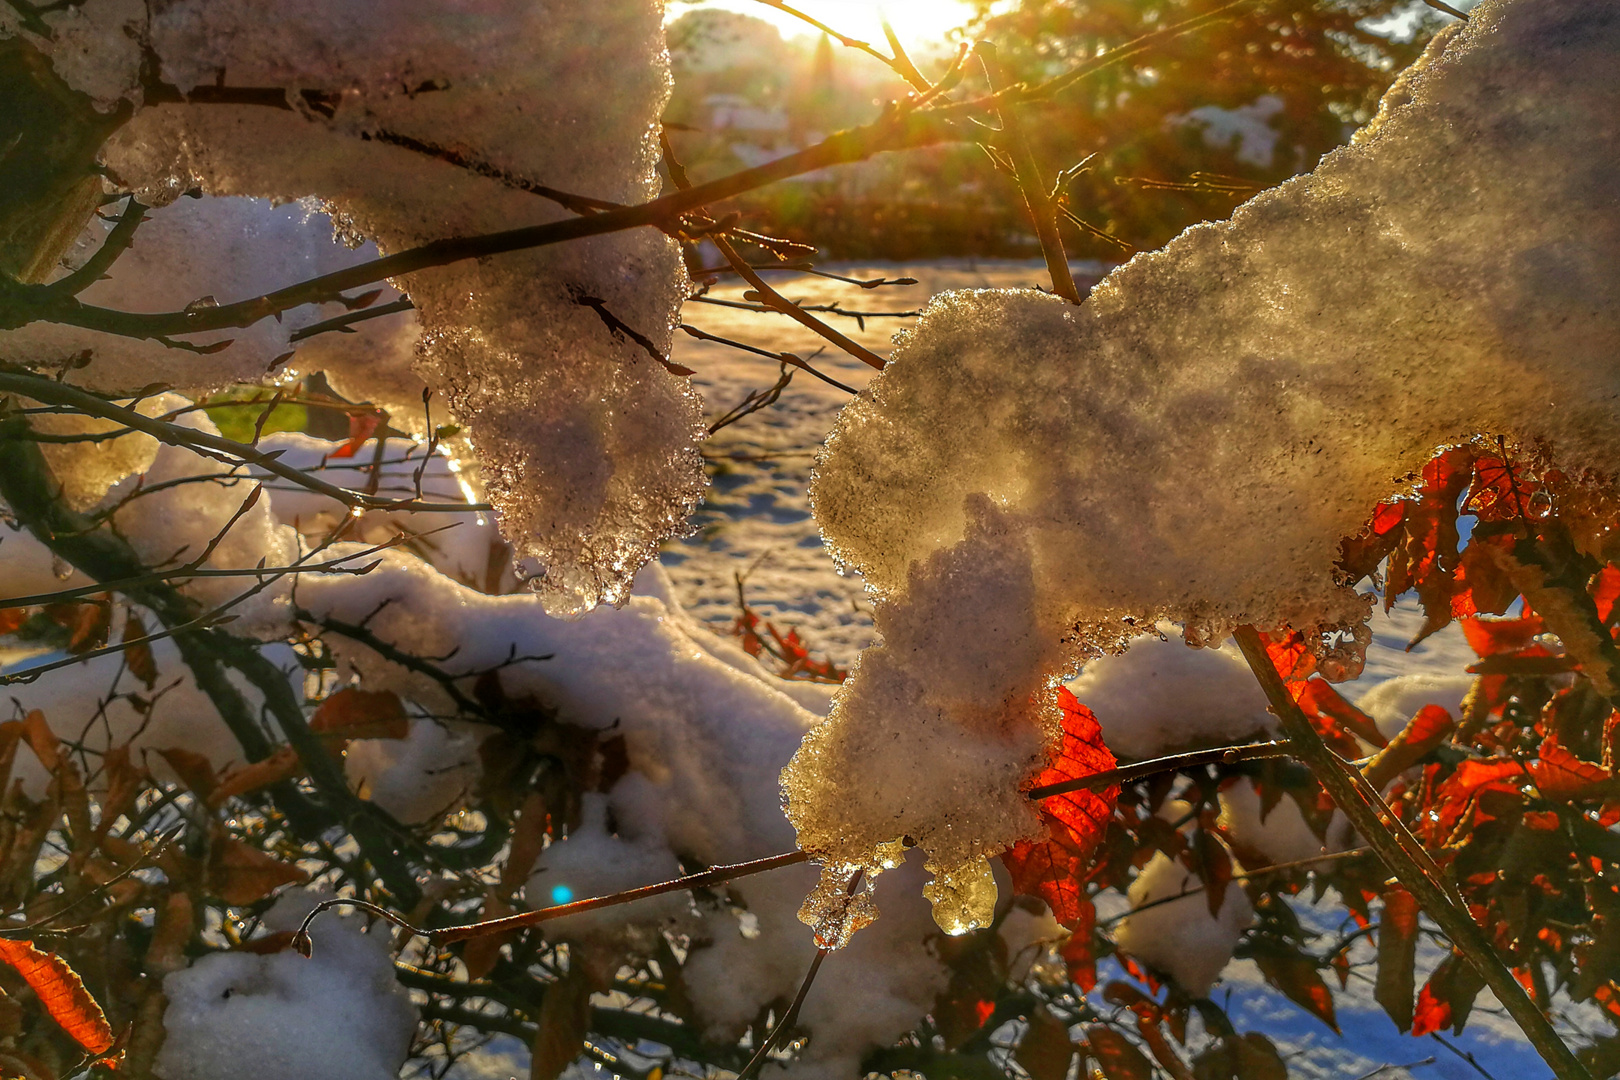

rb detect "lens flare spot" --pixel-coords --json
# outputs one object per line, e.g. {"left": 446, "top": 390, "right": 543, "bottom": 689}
{"left": 550, "top": 884, "right": 574, "bottom": 905}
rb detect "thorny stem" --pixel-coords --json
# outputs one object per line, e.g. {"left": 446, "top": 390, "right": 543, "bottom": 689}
{"left": 979, "top": 43, "right": 1081, "bottom": 305}
{"left": 1231, "top": 625, "right": 1591, "bottom": 1080}
{"left": 0, "top": 370, "right": 489, "bottom": 513}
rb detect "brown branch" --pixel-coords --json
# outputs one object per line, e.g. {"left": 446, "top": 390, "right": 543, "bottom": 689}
{"left": 16, "top": 109, "right": 959, "bottom": 341}
{"left": 980, "top": 43, "right": 1079, "bottom": 305}
{"left": 1231, "top": 625, "right": 1591, "bottom": 1080}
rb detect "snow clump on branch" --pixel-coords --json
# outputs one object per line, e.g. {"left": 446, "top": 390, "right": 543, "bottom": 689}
{"left": 786, "top": 0, "right": 1620, "bottom": 936}
{"left": 2, "top": 0, "right": 703, "bottom": 614}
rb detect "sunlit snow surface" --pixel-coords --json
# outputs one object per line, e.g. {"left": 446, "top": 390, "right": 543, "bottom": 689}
{"left": 648, "top": 259, "right": 1564, "bottom": 1080}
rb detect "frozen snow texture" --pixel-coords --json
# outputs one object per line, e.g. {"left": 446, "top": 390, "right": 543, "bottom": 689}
{"left": 292, "top": 547, "right": 951, "bottom": 1071}
{"left": 156, "top": 894, "right": 416, "bottom": 1080}
{"left": 1067, "top": 631, "right": 1274, "bottom": 759}
{"left": 789, "top": 0, "right": 1620, "bottom": 929}
{"left": 1113, "top": 850, "right": 1254, "bottom": 997}
{"left": 7, "top": 0, "right": 704, "bottom": 613}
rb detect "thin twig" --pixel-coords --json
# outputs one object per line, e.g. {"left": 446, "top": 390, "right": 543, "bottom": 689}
{"left": 291, "top": 849, "right": 813, "bottom": 953}
{"left": 0, "top": 370, "right": 490, "bottom": 513}
{"left": 980, "top": 43, "right": 1080, "bottom": 304}
{"left": 737, "top": 948, "right": 830, "bottom": 1080}
{"left": 661, "top": 131, "right": 887, "bottom": 370}
{"left": 678, "top": 324, "right": 856, "bottom": 394}
{"left": 0, "top": 535, "right": 407, "bottom": 609}
{"left": 45, "top": 195, "right": 146, "bottom": 297}
{"left": 1026, "top": 740, "right": 1292, "bottom": 800}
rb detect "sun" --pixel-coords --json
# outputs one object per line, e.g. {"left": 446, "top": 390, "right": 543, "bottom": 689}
{"left": 677, "top": 0, "right": 978, "bottom": 54}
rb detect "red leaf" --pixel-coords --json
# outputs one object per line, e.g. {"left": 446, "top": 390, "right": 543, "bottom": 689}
{"left": 1412, "top": 951, "right": 1487, "bottom": 1035}
{"left": 1460, "top": 616, "right": 1546, "bottom": 658}
{"left": 1466, "top": 454, "right": 1544, "bottom": 524}
{"left": 1594, "top": 565, "right": 1620, "bottom": 625}
{"left": 1006, "top": 689, "right": 1118, "bottom": 929}
{"left": 1406, "top": 704, "right": 1455, "bottom": 747}
{"left": 1376, "top": 887, "right": 1420, "bottom": 1031}
{"left": 310, "top": 687, "right": 409, "bottom": 741}
{"left": 0, "top": 939, "right": 115, "bottom": 1054}
{"left": 332, "top": 410, "right": 382, "bottom": 458}
{"left": 1016, "top": 1007, "right": 1075, "bottom": 1080}
{"left": 1085, "top": 1025, "right": 1155, "bottom": 1080}
{"left": 1059, "top": 899, "right": 1099, "bottom": 991}
{"left": 1411, "top": 980, "right": 1451, "bottom": 1037}
{"left": 1297, "top": 678, "right": 1387, "bottom": 749}
{"left": 1528, "top": 739, "right": 1610, "bottom": 800}
{"left": 1260, "top": 629, "right": 1316, "bottom": 690}
{"left": 1253, "top": 941, "right": 1340, "bottom": 1033}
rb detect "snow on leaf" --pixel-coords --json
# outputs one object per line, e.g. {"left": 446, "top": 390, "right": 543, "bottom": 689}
{"left": 1004, "top": 689, "right": 1117, "bottom": 930}
{"left": 0, "top": 938, "right": 115, "bottom": 1054}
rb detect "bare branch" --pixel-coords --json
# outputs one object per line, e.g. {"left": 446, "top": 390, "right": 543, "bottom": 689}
{"left": 0, "top": 369, "right": 490, "bottom": 513}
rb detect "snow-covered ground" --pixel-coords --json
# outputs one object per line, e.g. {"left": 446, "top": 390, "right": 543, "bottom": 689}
{"left": 659, "top": 259, "right": 1565, "bottom": 1080}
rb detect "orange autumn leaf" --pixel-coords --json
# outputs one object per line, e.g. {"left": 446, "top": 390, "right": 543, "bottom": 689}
{"left": 1259, "top": 628, "right": 1316, "bottom": 689}
{"left": 208, "top": 835, "right": 309, "bottom": 905}
{"left": 155, "top": 746, "right": 219, "bottom": 800}
{"left": 1297, "top": 678, "right": 1387, "bottom": 749}
{"left": 310, "top": 687, "right": 409, "bottom": 741}
{"left": 1004, "top": 688, "right": 1117, "bottom": 929}
{"left": 207, "top": 745, "right": 303, "bottom": 808}
{"left": 1528, "top": 739, "right": 1610, "bottom": 800}
{"left": 0, "top": 938, "right": 115, "bottom": 1054}
{"left": 1460, "top": 615, "right": 1546, "bottom": 658}
{"left": 121, "top": 612, "right": 158, "bottom": 689}
{"left": 1411, "top": 980, "right": 1451, "bottom": 1037}
{"left": 332, "top": 409, "right": 382, "bottom": 459}
{"left": 1593, "top": 565, "right": 1620, "bottom": 625}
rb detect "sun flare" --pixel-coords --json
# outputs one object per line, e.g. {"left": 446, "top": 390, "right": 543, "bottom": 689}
{"left": 678, "top": 0, "right": 978, "bottom": 53}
